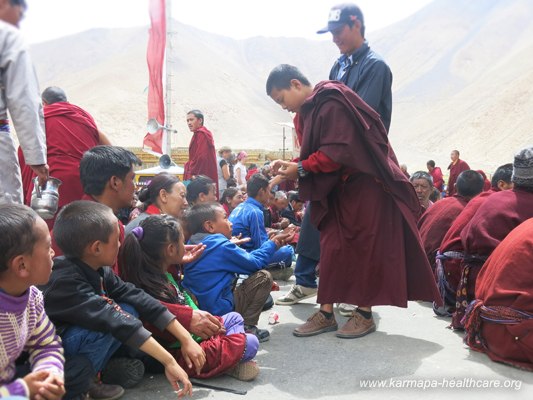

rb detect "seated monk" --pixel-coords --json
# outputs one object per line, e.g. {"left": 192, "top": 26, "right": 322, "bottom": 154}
{"left": 435, "top": 163, "right": 513, "bottom": 318}
{"left": 456, "top": 147, "right": 533, "bottom": 329}
{"left": 464, "top": 218, "right": 533, "bottom": 371}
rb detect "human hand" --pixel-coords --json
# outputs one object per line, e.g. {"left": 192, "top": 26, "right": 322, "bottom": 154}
{"left": 164, "top": 361, "right": 192, "bottom": 398}
{"left": 35, "top": 373, "right": 65, "bottom": 400}
{"left": 181, "top": 243, "right": 206, "bottom": 264}
{"left": 230, "top": 233, "right": 251, "bottom": 246}
{"left": 270, "top": 159, "right": 288, "bottom": 175}
{"left": 22, "top": 370, "right": 50, "bottom": 399}
{"left": 272, "top": 230, "right": 296, "bottom": 248}
{"left": 279, "top": 218, "right": 290, "bottom": 229}
{"left": 180, "top": 338, "right": 206, "bottom": 375}
{"left": 29, "top": 164, "right": 49, "bottom": 187}
{"left": 190, "top": 310, "right": 224, "bottom": 339}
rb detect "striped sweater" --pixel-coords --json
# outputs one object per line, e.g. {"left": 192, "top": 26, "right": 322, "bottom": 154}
{"left": 0, "top": 286, "right": 64, "bottom": 398}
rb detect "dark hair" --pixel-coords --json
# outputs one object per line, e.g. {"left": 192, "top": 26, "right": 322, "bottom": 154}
{"left": 138, "top": 173, "right": 180, "bottom": 207}
{"left": 187, "top": 109, "right": 204, "bottom": 125}
{"left": 10, "top": 0, "right": 27, "bottom": 9}
{"left": 452, "top": 150, "right": 460, "bottom": 156}
{"left": 186, "top": 175, "right": 214, "bottom": 204}
{"left": 0, "top": 204, "right": 39, "bottom": 272}
{"left": 427, "top": 160, "right": 436, "bottom": 168}
{"left": 54, "top": 201, "right": 116, "bottom": 258}
{"left": 184, "top": 203, "right": 221, "bottom": 235}
{"left": 410, "top": 171, "right": 433, "bottom": 186}
{"left": 220, "top": 187, "right": 240, "bottom": 206}
{"left": 42, "top": 86, "right": 67, "bottom": 104}
{"left": 80, "top": 145, "right": 141, "bottom": 196}
{"left": 429, "top": 187, "right": 441, "bottom": 202}
{"left": 491, "top": 163, "right": 513, "bottom": 188}
{"left": 119, "top": 215, "right": 182, "bottom": 303}
{"left": 456, "top": 170, "right": 484, "bottom": 198}
{"left": 288, "top": 190, "right": 301, "bottom": 203}
{"left": 266, "top": 64, "right": 311, "bottom": 95}
{"left": 247, "top": 173, "right": 270, "bottom": 198}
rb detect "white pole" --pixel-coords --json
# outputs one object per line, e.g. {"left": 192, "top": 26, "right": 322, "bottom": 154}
{"left": 164, "top": 0, "right": 173, "bottom": 156}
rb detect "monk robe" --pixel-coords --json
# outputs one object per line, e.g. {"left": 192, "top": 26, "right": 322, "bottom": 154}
{"left": 298, "top": 81, "right": 440, "bottom": 307}
{"left": 417, "top": 194, "right": 469, "bottom": 271}
{"left": 19, "top": 102, "right": 100, "bottom": 227}
{"left": 436, "top": 190, "right": 495, "bottom": 314}
{"left": 464, "top": 218, "right": 533, "bottom": 371}
{"left": 429, "top": 166, "right": 444, "bottom": 192}
{"left": 447, "top": 159, "right": 470, "bottom": 196}
{"left": 183, "top": 126, "right": 218, "bottom": 193}
{"left": 456, "top": 188, "right": 533, "bottom": 328}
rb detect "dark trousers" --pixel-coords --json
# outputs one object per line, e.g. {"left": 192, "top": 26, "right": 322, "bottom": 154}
{"left": 233, "top": 270, "right": 273, "bottom": 326}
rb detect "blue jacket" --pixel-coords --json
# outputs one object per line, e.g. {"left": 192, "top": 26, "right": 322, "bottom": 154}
{"left": 228, "top": 197, "right": 267, "bottom": 251}
{"left": 183, "top": 233, "right": 277, "bottom": 316}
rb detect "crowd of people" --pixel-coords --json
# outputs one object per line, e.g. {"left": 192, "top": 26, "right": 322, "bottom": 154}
{"left": 1, "top": 1, "right": 532, "bottom": 400}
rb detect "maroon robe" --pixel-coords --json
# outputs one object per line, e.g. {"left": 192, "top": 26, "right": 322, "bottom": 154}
{"left": 183, "top": 126, "right": 218, "bottom": 193}
{"left": 429, "top": 167, "right": 444, "bottom": 192}
{"left": 417, "top": 195, "right": 469, "bottom": 270}
{"left": 447, "top": 159, "right": 470, "bottom": 196}
{"left": 464, "top": 218, "right": 533, "bottom": 371}
{"left": 298, "top": 81, "right": 440, "bottom": 307}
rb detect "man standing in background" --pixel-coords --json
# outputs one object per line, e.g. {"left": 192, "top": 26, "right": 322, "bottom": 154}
{"left": 0, "top": 0, "right": 48, "bottom": 203}
{"left": 447, "top": 150, "right": 470, "bottom": 197}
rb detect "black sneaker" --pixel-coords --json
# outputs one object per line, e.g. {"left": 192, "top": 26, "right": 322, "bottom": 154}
{"left": 101, "top": 357, "right": 144, "bottom": 389}
{"left": 87, "top": 382, "right": 124, "bottom": 400}
{"left": 245, "top": 325, "right": 270, "bottom": 342}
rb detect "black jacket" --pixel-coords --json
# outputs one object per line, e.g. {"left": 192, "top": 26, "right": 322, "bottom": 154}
{"left": 41, "top": 256, "right": 175, "bottom": 348}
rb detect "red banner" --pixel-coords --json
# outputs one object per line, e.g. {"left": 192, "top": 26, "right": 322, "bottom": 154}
{"left": 143, "top": 0, "right": 166, "bottom": 154}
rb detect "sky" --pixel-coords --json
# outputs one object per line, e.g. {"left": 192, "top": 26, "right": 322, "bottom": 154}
{"left": 21, "top": 0, "right": 432, "bottom": 44}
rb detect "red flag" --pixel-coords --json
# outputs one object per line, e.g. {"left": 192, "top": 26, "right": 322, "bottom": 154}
{"left": 143, "top": 0, "right": 166, "bottom": 154}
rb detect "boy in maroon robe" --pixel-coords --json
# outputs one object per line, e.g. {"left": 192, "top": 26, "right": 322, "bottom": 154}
{"left": 184, "top": 110, "right": 218, "bottom": 195}
{"left": 446, "top": 150, "right": 470, "bottom": 197}
{"left": 266, "top": 64, "right": 440, "bottom": 339}
{"left": 464, "top": 218, "right": 533, "bottom": 371}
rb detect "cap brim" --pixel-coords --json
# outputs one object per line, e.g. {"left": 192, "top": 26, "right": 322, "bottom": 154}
{"left": 316, "top": 21, "right": 346, "bottom": 34}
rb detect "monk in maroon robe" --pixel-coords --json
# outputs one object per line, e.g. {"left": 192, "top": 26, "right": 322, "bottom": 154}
{"left": 436, "top": 163, "right": 513, "bottom": 320}
{"left": 446, "top": 150, "right": 470, "bottom": 196}
{"left": 464, "top": 218, "right": 533, "bottom": 371}
{"left": 184, "top": 110, "right": 218, "bottom": 195}
{"left": 18, "top": 87, "right": 110, "bottom": 229}
{"left": 267, "top": 65, "right": 440, "bottom": 339}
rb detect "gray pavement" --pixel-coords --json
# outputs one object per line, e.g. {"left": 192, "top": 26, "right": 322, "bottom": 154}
{"left": 124, "top": 277, "right": 533, "bottom": 399}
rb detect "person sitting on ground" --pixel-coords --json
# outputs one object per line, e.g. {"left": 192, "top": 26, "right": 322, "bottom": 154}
{"left": 464, "top": 217, "right": 533, "bottom": 371}
{"left": 220, "top": 187, "right": 244, "bottom": 217}
{"left": 0, "top": 203, "right": 65, "bottom": 400}
{"left": 185, "top": 175, "right": 217, "bottom": 206}
{"left": 410, "top": 171, "right": 434, "bottom": 213}
{"left": 281, "top": 191, "right": 304, "bottom": 227}
{"left": 119, "top": 214, "right": 260, "bottom": 381}
{"left": 455, "top": 147, "right": 533, "bottom": 329}
{"left": 229, "top": 174, "right": 295, "bottom": 267}
{"left": 417, "top": 170, "right": 484, "bottom": 272}
{"left": 42, "top": 201, "right": 206, "bottom": 398}
{"left": 427, "top": 160, "right": 444, "bottom": 193}
{"left": 183, "top": 203, "right": 294, "bottom": 343}
{"left": 434, "top": 163, "right": 513, "bottom": 320}
{"left": 125, "top": 173, "right": 188, "bottom": 235}
{"left": 269, "top": 191, "right": 290, "bottom": 230}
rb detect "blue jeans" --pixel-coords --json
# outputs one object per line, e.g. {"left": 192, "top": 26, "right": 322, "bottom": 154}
{"left": 294, "top": 254, "right": 318, "bottom": 288}
{"left": 61, "top": 303, "right": 138, "bottom": 373}
{"left": 268, "top": 245, "right": 294, "bottom": 267}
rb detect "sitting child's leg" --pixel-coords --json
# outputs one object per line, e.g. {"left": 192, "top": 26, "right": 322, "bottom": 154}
{"left": 221, "top": 311, "right": 259, "bottom": 362}
{"left": 233, "top": 270, "right": 273, "bottom": 327}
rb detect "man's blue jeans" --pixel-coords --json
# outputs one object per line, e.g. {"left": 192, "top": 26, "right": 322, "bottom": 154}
{"left": 61, "top": 303, "right": 138, "bottom": 373}
{"left": 295, "top": 254, "right": 318, "bottom": 289}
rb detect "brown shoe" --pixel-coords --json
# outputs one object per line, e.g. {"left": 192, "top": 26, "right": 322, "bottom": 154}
{"left": 293, "top": 311, "right": 338, "bottom": 337}
{"left": 87, "top": 382, "right": 125, "bottom": 400}
{"left": 336, "top": 311, "right": 376, "bottom": 339}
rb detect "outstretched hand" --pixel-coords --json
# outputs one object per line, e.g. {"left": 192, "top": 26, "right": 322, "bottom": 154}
{"left": 270, "top": 159, "right": 298, "bottom": 180}
{"left": 182, "top": 243, "right": 206, "bottom": 264}
{"left": 230, "top": 233, "right": 252, "bottom": 246}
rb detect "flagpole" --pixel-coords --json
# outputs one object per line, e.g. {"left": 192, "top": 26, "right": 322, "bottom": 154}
{"left": 164, "top": 0, "right": 173, "bottom": 156}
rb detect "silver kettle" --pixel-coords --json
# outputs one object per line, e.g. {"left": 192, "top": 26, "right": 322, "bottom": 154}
{"left": 30, "top": 177, "right": 62, "bottom": 219}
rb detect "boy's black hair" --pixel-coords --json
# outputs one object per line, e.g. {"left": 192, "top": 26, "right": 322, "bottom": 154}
{"left": 54, "top": 201, "right": 116, "bottom": 258}
{"left": 80, "top": 145, "right": 141, "bottom": 196}
{"left": 185, "top": 203, "right": 222, "bottom": 235}
{"left": 456, "top": 170, "right": 484, "bottom": 198}
{"left": 266, "top": 64, "right": 311, "bottom": 95}
{"left": 247, "top": 173, "right": 269, "bottom": 198}
{"left": 491, "top": 163, "right": 513, "bottom": 188}
{"left": 186, "top": 175, "right": 214, "bottom": 203}
{"left": 288, "top": 190, "right": 301, "bottom": 203}
{"left": 0, "top": 204, "right": 39, "bottom": 272}
{"left": 42, "top": 86, "right": 67, "bottom": 104}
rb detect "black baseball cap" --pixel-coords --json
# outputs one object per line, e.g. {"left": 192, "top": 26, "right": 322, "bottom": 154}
{"left": 317, "top": 3, "right": 364, "bottom": 34}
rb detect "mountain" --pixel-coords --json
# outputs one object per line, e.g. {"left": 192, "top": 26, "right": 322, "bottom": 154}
{"left": 30, "top": 0, "right": 533, "bottom": 172}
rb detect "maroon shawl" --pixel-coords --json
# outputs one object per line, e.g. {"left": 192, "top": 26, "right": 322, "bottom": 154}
{"left": 183, "top": 126, "right": 218, "bottom": 191}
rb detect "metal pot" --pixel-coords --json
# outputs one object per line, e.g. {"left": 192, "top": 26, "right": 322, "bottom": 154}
{"left": 30, "top": 176, "right": 62, "bottom": 219}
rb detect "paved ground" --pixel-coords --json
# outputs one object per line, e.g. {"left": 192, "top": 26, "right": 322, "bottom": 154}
{"left": 124, "top": 277, "right": 533, "bottom": 399}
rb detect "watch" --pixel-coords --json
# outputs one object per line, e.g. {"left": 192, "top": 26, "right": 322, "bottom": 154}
{"left": 297, "top": 161, "right": 309, "bottom": 178}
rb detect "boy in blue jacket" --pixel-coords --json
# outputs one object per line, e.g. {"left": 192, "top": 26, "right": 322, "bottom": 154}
{"left": 183, "top": 203, "right": 293, "bottom": 343}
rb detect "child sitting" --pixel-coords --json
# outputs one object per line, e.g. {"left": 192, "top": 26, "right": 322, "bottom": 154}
{"left": 0, "top": 204, "right": 65, "bottom": 399}
{"left": 183, "top": 203, "right": 294, "bottom": 343}
{"left": 41, "top": 200, "right": 206, "bottom": 398}
{"left": 119, "top": 214, "right": 260, "bottom": 381}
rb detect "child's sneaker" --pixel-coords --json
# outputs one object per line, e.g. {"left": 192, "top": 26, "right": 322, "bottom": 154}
{"left": 226, "top": 360, "right": 260, "bottom": 381}
{"left": 87, "top": 382, "right": 124, "bottom": 400}
{"left": 101, "top": 357, "right": 145, "bottom": 388}
{"left": 244, "top": 325, "right": 270, "bottom": 342}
